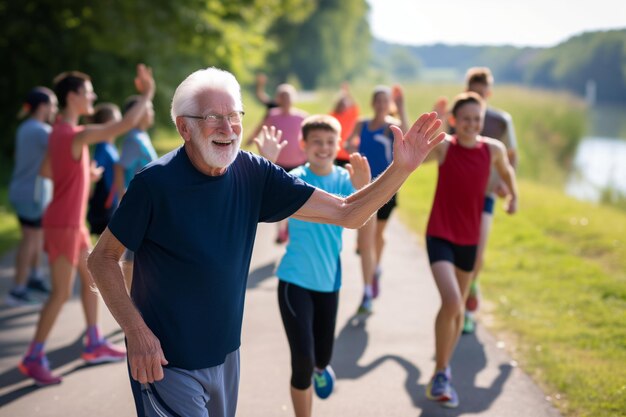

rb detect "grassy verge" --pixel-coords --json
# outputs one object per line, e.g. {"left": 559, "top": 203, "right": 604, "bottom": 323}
{"left": 0, "top": 160, "right": 20, "bottom": 256}
{"left": 398, "top": 163, "right": 626, "bottom": 417}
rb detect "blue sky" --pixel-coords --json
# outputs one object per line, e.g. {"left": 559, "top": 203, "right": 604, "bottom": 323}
{"left": 367, "top": 0, "right": 626, "bottom": 47}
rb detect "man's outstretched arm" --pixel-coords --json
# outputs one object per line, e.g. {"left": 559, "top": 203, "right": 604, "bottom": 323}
{"left": 293, "top": 112, "right": 445, "bottom": 229}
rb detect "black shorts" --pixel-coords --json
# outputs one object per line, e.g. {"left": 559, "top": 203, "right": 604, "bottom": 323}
{"left": 377, "top": 194, "right": 397, "bottom": 220}
{"left": 483, "top": 195, "right": 495, "bottom": 214}
{"left": 334, "top": 158, "right": 349, "bottom": 168}
{"left": 426, "top": 236, "right": 478, "bottom": 272}
{"left": 18, "top": 215, "right": 42, "bottom": 228}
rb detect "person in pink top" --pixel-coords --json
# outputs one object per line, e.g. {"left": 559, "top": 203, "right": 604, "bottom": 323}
{"left": 247, "top": 83, "right": 308, "bottom": 243}
{"left": 19, "top": 65, "right": 156, "bottom": 387}
{"left": 422, "top": 92, "right": 518, "bottom": 408}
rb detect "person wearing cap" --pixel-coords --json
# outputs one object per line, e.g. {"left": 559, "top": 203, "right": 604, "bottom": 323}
{"left": 7, "top": 87, "right": 58, "bottom": 306}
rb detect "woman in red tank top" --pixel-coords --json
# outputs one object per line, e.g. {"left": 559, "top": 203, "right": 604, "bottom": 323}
{"left": 423, "top": 92, "right": 518, "bottom": 408}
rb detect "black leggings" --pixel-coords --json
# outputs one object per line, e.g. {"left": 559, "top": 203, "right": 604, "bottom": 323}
{"left": 277, "top": 280, "right": 339, "bottom": 390}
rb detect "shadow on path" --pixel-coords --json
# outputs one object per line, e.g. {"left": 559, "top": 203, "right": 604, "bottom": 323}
{"left": 0, "top": 329, "right": 125, "bottom": 407}
{"left": 247, "top": 261, "right": 276, "bottom": 289}
{"left": 332, "top": 317, "right": 513, "bottom": 415}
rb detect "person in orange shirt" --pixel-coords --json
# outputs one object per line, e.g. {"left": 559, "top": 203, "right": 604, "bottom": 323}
{"left": 329, "top": 82, "right": 359, "bottom": 167}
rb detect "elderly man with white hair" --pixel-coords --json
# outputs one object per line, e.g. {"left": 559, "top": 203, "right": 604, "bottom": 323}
{"left": 88, "top": 67, "right": 444, "bottom": 417}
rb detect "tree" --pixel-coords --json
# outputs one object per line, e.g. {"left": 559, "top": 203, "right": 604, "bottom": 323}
{"left": 265, "top": 0, "right": 371, "bottom": 89}
{"left": 0, "top": 0, "right": 308, "bottom": 157}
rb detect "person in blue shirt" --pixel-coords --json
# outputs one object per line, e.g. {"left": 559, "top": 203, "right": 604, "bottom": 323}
{"left": 114, "top": 95, "right": 157, "bottom": 197}
{"left": 347, "top": 85, "right": 408, "bottom": 315}
{"left": 112, "top": 95, "right": 157, "bottom": 291}
{"left": 7, "top": 87, "right": 58, "bottom": 305}
{"left": 87, "top": 67, "right": 445, "bottom": 417}
{"left": 87, "top": 103, "right": 121, "bottom": 235}
{"left": 256, "top": 115, "right": 372, "bottom": 417}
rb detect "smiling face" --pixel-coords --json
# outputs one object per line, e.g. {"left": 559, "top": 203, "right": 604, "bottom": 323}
{"left": 70, "top": 81, "right": 98, "bottom": 116}
{"left": 183, "top": 88, "right": 243, "bottom": 173}
{"left": 450, "top": 101, "right": 485, "bottom": 141}
{"left": 302, "top": 128, "right": 340, "bottom": 174}
{"left": 372, "top": 90, "right": 392, "bottom": 117}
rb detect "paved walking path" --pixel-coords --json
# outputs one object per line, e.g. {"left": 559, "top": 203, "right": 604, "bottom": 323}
{"left": 0, "top": 218, "right": 562, "bottom": 416}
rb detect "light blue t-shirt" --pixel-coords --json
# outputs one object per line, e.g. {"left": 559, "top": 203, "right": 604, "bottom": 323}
{"left": 118, "top": 128, "right": 157, "bottom": 187}
{"left": 276, "top": 164, "right": 355, "bottom": 292}
{"left": 9, "top": 118, "right": 50, "bottom": 203}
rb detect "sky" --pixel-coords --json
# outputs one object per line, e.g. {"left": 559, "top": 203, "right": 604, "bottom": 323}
{"left": 367, "top": 0, "right": 626, "bottom": 47}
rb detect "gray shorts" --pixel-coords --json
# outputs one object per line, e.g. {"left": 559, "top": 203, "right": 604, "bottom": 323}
{"left": 132, "top": 349, "right": 240, "bottom": 417}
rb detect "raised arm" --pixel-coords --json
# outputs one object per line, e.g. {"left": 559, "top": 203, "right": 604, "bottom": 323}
{"left": 255, "top": 73, "right": 273, "bottom": 106}
{"left": 293, "top": 112, "right": 445, "bottom": 228}
{"left": 87, "top": 228, "right": 168, "bottom": 383}
{"left": 489, "top": 140, "right": 518, "bottom": 214}
{"left": 392, "top": 85, "right": 409, "bottom": 132}
{"left": 72, "top": 64, "right": 155, "bottom": 158}
{"left": 345, "top": 120, "right": 363, "bottom": 154}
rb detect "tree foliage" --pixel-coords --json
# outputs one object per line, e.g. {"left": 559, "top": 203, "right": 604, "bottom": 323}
{"left": 265, "top": 0, "right": 371, "bottom": 89}
{"left": 0, "top": 0, "right": 308, "bottom": 157}
{"left": 525, "top": 30, "right": 626, "bottom": 103}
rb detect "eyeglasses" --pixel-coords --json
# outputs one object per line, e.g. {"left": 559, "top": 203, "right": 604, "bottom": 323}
{"left": 182, "top": 111, "right": 245, "bottom": 126}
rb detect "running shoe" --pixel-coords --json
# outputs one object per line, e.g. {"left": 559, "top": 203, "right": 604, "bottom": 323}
{"left": 5, "top": 289, "right": 41, "bottom": 307}
{"left": 462, "top": 312, "right": 476, "bottom": 334}
{"left": 426, "top": 370, "right": 451, "bottom": 401}
{"left": 313, "top": 366, "right": 335, "bottom": 399}
{"left": 18, "top": 357, "right": 62, "bottom": 386}
{"left": 82, "top": 340, "right": 127, "bottom": 364}
{"left": 441, "top": 384, "right": 459, "bottom": 408}
{"left": 356, "top": 295, "right": 373, "bottom": 316}
{"left": 465, "top": 280, "right": 479, "bottom": 312}
{"left": 372, "top": 267, "right": 382, "bottom": 299}
{"left": 27, "top": 278, "right": 51, "bottom": 294}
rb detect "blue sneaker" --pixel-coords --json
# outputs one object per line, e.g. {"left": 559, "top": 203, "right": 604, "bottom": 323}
{"left": 441, "top": 384, "right": 459, "bottom": 408}
{"left": 426, "top": 371, "right": 450, "bottom": 401}
{"left": 313, "top": 366, "right": 335, "bottom": 399}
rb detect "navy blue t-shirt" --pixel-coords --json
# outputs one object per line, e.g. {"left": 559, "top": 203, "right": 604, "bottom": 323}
{"left": 108, "top": 147, "right": 315, "bottom": 370}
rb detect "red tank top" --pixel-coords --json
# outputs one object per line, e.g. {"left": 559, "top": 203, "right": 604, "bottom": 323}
{"left": 43, "top": 121, "right": 89, "bottom": 228}
{"left": 426, "top": 136, "right": 491, "bottom": 245}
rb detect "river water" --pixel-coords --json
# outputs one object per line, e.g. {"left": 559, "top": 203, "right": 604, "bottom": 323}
{"left": 565, "top": 104, "right": 626, "bottom": 203}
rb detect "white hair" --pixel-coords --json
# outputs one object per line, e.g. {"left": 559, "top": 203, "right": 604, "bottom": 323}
{"left": 170, "top": 67, "right": 243, "bottom": 124}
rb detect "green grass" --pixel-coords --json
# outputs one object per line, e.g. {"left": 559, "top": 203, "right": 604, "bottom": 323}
{"left": 399, "top": 163, "right": 626, "bottom": 417}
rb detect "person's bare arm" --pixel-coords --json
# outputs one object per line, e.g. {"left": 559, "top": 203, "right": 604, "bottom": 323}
{"left": 293, "top": 112, "right": 445, "bottom": 228}
{"left": 255, "top": 73, "right": 272, "bottom": 106}
{"left": 391, "top": 85, "right": 409, "bottom": 132}
{"left": 39, "top": 151, "right": 51, "bottom": 179}
{"left": 345, "top": 121, "right": 363, "bottom": 154}
{"left": 113, "top": 164, "right": 126, "bottom": 199}
{"left": 488, "top": 139, "right": 518, "bottom": 214}
{"left": 87, "top": 228, "right": 168, "bottom": 383}
{"left": 72, "top": 64, "right": 155, "bottom": 159}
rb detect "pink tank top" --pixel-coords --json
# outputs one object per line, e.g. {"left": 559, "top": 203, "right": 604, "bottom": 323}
{"left": 426, "top": 136, "right": 491, "bottom": 245}
{"left": 43, "top": 121, "right": 89, "bottom": 228}
{"left": 263, "top": 108, "right": 307, "bottom": 169}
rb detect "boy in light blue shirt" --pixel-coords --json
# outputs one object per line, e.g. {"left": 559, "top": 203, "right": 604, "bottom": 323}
{"left": 256, "top": 115, "right": 372, "bottom": 416}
